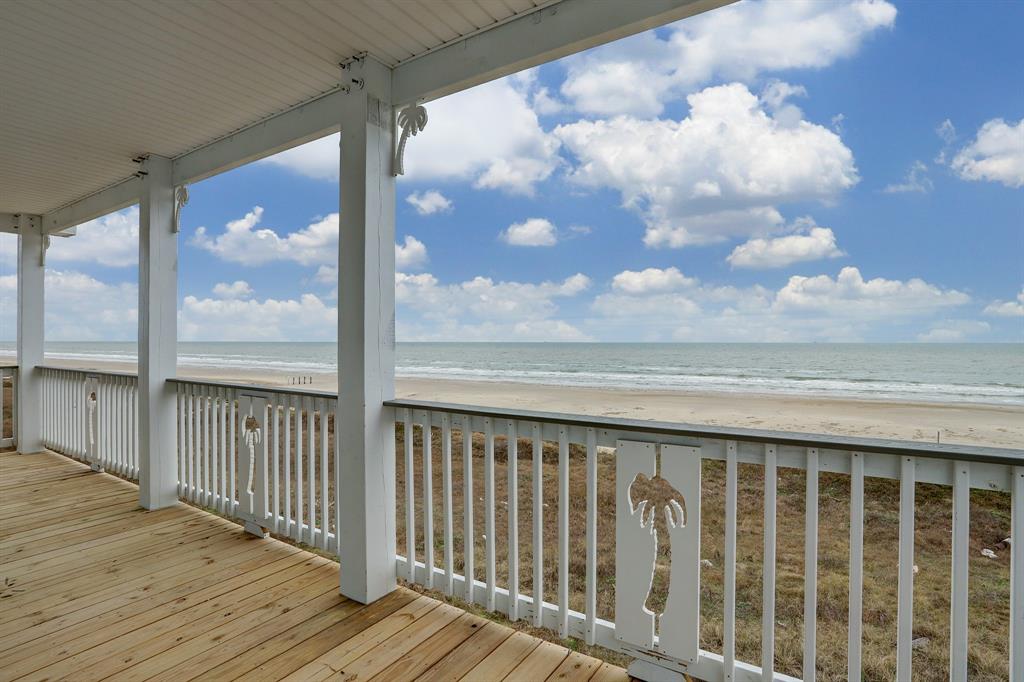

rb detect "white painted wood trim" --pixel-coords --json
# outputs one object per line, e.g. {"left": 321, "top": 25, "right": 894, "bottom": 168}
{"left": 16, "top": 214, "right": 44, "bottom": 454}
{"left": 137, "top": 155, "right": 178, "bottom": 509}
{"left": 336, "top": 56, "right": 397, "bottom": 605}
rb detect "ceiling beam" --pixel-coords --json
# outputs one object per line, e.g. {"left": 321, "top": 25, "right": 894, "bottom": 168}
{"left": 41, "top": 177, "right": 140, "bottom": 235}
{"left": 35, "top": 0, "right": 731, "bottom": 233}
{"left": 171, "top": 89, "right": 342, "bottom": 187}
{"left": 392, "top": 0, "right": 732, "bottom": 104}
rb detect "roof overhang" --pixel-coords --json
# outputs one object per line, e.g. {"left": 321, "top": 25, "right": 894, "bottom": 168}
{"left": 1, "top": 0, "right": 731, "bottom": 233}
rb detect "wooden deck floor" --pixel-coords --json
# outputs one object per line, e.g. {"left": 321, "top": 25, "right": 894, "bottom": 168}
{"left": 0, "top": 450, "right": 627, "bottom": 682}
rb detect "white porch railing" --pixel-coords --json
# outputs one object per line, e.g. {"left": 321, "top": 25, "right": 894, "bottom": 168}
{"left": 40, "top": 366, "right": 139, "bottom": 479}
{"left": 385, "top": 398, "right": 1024, "bottom": 682}
{"left": 170, "top": 379, "right": 339, "bottom": 553}
{"left": 1, "top": 365, "right": 16, "bottom": 449}
{"left": 30, "top": 368, "right": 1024, "bottom": 680}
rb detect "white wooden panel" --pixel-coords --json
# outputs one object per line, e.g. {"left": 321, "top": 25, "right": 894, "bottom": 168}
{"left": 659, "top": 444, "right": 701, "bottom": 664}
{"left": 616, "top": 439, "right": 657, "bottom": 649}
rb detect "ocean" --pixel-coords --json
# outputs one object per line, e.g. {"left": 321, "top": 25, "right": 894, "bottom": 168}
{"left": 1, "top": 342, "right": 1021, "bottom": 406}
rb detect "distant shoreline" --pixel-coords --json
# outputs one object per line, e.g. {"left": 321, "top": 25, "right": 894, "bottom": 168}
{"left": 26, "top": 357, "right": 1024, "bottom": 449}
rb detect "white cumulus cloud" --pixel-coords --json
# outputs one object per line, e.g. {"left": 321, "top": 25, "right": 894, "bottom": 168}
{"left": 191, "top": 207, "right": 337, "bottom": 266}
{"left": 395, "top": 235, "right": 428, "bottom": 270}
{"left": 917, "top": 320, "right": 990, "bottom": 342}
{"left": 557, "top": 83, "right": 857, "bottom": 248}
{"left": 727, "top": 222, "right": 844, "bottom": 269}
{"left": 501, "top": 218, "right": 557, "bottom": 247}
{"left": 611, "top": 267, "right": 696, "bottom": 295}
{"left": 212, "top": 280, "right": 253, "bottom": 299}
{"left": 774, "top": 266, "right": 969, "bottom": 316}
{"left": 264, "top": 78, "right": 559, "bottom": 196}
{"left": 406, "top": 190, "right": 453, "bottom": 215}
{"left": 983, "top": 289, "right": 1024, "bottom": 317}
{"left": 884, "top": 161, "right": 933, "bottom": 194}
{"left": 950, "top": 118, "right": 1024, "bottom": 188}
{"left": 560, "top": 0, "right": 897, "bottom": 117}
{"left": 395, "top": 271, "right": 590, "bottom": 341}
{"left": 47, "top": 207, "right": 139, "bottom": 268}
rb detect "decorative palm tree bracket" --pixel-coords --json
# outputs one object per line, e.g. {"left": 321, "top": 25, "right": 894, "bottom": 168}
{"left": 616, "top": 440, "right": 701, "bottom": 668}
{"left": 392, "top": 103, "right": 427, "bottom": 176}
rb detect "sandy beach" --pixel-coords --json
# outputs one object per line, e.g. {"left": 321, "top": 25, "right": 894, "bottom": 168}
{"left": 37, "top": 358, "right": 1024, "bottom": 449}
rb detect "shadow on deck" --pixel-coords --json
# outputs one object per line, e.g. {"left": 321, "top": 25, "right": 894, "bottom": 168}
{"left": 0, "top": 450, "right": 627, "bottom": 681}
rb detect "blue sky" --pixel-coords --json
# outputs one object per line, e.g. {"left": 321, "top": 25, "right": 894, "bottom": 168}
{"left": 1, "top": 0, "right": 1022, "bottom": 343}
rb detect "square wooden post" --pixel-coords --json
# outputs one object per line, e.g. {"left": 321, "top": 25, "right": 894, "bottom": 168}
{"left": 337, "top": 56, "right": 398, "bottom": 604}
{"left": 16, "top": 214, "right": 44, "bottom": 454}
{"left": 137, "top": 155, "right": 179, "bottom": 510}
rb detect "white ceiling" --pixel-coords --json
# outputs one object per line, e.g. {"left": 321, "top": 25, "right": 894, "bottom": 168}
{"left": 0, "top": 0, "right": 555, "bottom": 215}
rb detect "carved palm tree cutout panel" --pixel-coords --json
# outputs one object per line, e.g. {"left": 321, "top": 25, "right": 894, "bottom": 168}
{"left": 237, "top": 394, "right": 268, "bottom": 520}
{"left": 615, "top": 440, "right": 701, "bottom": 664}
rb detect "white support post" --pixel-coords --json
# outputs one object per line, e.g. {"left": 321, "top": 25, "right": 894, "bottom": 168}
{"left": 137, "top": 155, "right": 179, "bottom": 510}
{"left": 16, "top": 214, "right": 44, "bottom": 453}
{"left": 337, "top": 56, "right": 398, "bottom": 604}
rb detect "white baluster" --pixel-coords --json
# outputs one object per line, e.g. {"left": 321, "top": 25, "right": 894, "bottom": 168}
{"left": 763, "top": 444, "right": 777, "bottom": 681}
{"left": 558, "top": 427, "right": 569, "bottom": 637}
{"left": 423, "top": 410, "right": 435, "bottom": 589}
{"left": 896, "top": 455, "right": 915, "bottom": 682}
{"left": 584, "top": 426, "right": 597, "bottom": 644}
{"left": 532, "top": 422, "right": 543, "bottom": 627}
{"left": 848, "top": 452, "right": 864, "bottom": 681}
{"left": 463, "top": 415, "right": 475, "bottom": 603}
{"left": 950, "top": 461, "right": 970, "bottom": 680}
{"left": 485, "top": 417, "right": 495, "bottom": 610}
{"left": 442, "top": 413, "right": 454, "bottom": 596}
{"left": 508, "top": 419, "right": 520, "bottom": 622}
{"left": 404, "top": 408, "right": 416, "bottom": 582}
{"left": 803, "top": 448, "right": 819, "bottom": 682}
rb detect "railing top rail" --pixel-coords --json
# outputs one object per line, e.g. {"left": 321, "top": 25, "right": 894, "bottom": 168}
{"left": 0, "top": 363, "right": 17, "bottom": 370}
{"left": 38, "top": 364, "right": 138, "bottom": 380}
{"left": 385, "top": 397, "right": 1024, "bottom": 467}
{"left": 168, "top": 376, "right": 336, "bottom": 400}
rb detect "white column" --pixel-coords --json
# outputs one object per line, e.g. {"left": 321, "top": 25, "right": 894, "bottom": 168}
{"left": 137, "top": 155, "right": 179, "bottom": 510}
{"left": 337, "top": 57, "right": 398, "bottom": 604}
{"left": 16, "top": 214, "right": 44, "bottom": 454}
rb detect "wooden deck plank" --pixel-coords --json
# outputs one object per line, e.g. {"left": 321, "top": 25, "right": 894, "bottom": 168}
{"left": 547, "top": 651, "right": 604, "bottom": 681}
{"left": 461, "top": 630, "right": 543, "bottom": 681}
{"left": 503, "top": 640, "right": 572, "bottom": 681}
{"left": 190, "top": 588, "right": 418, "bottom": 681}
{"left": 417, "top": 620, "right": 515, "bottom": 682}
{"left": 0, "top": 450, "right": 621, "bottom": 682}
{"left": 370, "top": 611, "right": 488, "bottom": 681}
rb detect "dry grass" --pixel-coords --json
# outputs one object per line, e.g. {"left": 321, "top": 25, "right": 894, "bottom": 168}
{"left": 395, "top": 423, "right": 1012, "bottom": 682}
